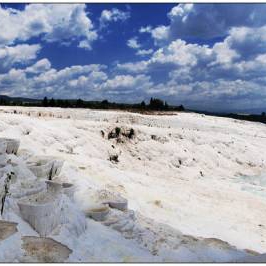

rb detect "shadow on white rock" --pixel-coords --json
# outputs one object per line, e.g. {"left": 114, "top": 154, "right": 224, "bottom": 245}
{"left": 0, "top": 138, "right": 20, "bottom": 155}
{"left": 0, "top": 142, "right": 7, "bottom": 155}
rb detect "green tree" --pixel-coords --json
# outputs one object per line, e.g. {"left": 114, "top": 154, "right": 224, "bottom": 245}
{"left": 76, "top": 98, "right": 84, "bottom": 108}
{"left": 149, "top": 97, "right": 164, "bottom": 110}
{"left": 42, "top": 97, "right": 48, "bottom": 107}
{"left": 49, "top": 98, "right": 55, "bottom": 107}
{"left": 140, "top": 101, "right": 146, "bottom": 108}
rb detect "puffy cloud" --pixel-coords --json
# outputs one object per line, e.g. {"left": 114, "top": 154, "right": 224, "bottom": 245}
{"left": 117, "top": 61, "right": 149, "bottom": 73}
{"left": 0, "top": 63, "right": 108, "bottom": 99}
{"left": 118, "top": 39, "right": 213, "bottom": 73}
{"left": 139, "top": 26, "right": 152, "bottom": 34}
{"left": 32, "top": 64, "right": 108, "bottom": 96}
{"left": 0, "top": 59, "right": 154, "bottom": 103}
{"left": 100, "top": 74, "right": 150, "bottom": 89}
{"left": 0, "top": 4, "right": 97, "bottom": 49}
{"left": 136, "top": 49, "right": 153, "bottom": 56}
{"left": 25, "top": 58, "right": 51, "bottom": 74}
{"left": 0, "top": 44, "right": 41, "bottom": 73}
{"left": 127, "top": 37, "right": 153, "bottom": 57}
{"left": 139, "top": 25, "right": 169, "bottom": 45}
{"left": 99, "top": 74, "right": 153, "bottom": 102}
{"left": 116, "top": 22, "right": 266, "bottom": 110}
{"left": 99, "top": 8, "right": 130, "bottom": 28}
{"left": 146, "top": 4, "right": 266, "bottom": 43}
{"left": 150, "top": 40, "right": 212, "bottom": 67}
{"left": 119, "top": 23, "right": 266, "bottom": 78}
{"left": 0, "top": 68, "right": 28, "bottom": 95}
{"left": 150, "top": 26, "right": 170, "bottom": 45}
{"left": 127, "top": 37, "right": 141, "bottom": 49}
{"left": 2, "top": 4, "right": 266, "bottom": 111}
{"left": 225, "top": 26, "right": 266, "bottom": 60}
{"left": 145, "top": 78, "right": 266, "bottom": 111}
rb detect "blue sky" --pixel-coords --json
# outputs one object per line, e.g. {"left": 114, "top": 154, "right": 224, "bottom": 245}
{"left": 1, "top": 3, "right": 266, "bottom": 112}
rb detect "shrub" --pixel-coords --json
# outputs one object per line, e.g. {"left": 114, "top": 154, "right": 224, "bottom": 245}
{"left": 108, "top": 127, "right": 135, "bottom": 141}
{"left": 115, "top": 127, "right": 121, "bottom": 136}
{"left": 109, "top": 154, "right": 119, "bottom": 163}
{"left": 128, "top": 128, "right": 135, "bottom": 139}
{"left": 151, "top": 134, "right": 157, "bottom": 140}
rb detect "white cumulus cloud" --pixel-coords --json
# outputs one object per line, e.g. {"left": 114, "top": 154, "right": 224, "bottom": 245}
{"left": 0, "top": 4, "right": 97, "bottom": 49}
{"left": 127, "top": 37, "right": 141, "bottom": 49}
{"left": 99, "top": 8, "right": 130, "bottom": 28}
{"left": 145, "top": 4, "right": 266, "bottom": 43}
{"left": 0, "top": 44, "right": 41, "bottom": 73}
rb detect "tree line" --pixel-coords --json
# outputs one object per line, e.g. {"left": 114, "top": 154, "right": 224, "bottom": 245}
{"left": 40, "top": 97, "right": 185, "bottom": 111}
{"left": 0, "top": 95, "right": 185, "bottom": 112}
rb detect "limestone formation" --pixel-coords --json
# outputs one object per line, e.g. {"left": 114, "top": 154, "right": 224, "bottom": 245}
{"left": 45, "top": 180, "right": 63, "bottom": 194}
{"left": 62, "top": 183, "right": 75, "bottom": 199}
{"left": 46, "top": 181, "right": 75, "bottom": 199}
{"left": 18, "top": 192, "right": 63, "bottom": 236}
{"left": 0, "top": 154, "right": 8, "bottom": 168}
{"left": 105, "top": 196, "right": 128, "bottom": 211}
{"left": 26, "top": 159, "right": 53, "bottom": 179}
{"left": 85, "top": 203, "right": 110, "bottom": 221}
{"left": 0, "top": 138, "right": 20, "bottom": 155}
{"left": 26, "top": 156, "right": 64, "bottom": 180}
{"left": 98, "top": 190, "right": 128, "bottom": 211}
{"left": 0, "top": 142, "right": 7, "bottom": 155}
{"left": 50, "top": 159, "right": 64, "bottom": 179}
{"left": 10, "top": 180, "right": 46, "bottom": 199}
{"left": 0, "top": 173, "right": 12, "bottom": 215}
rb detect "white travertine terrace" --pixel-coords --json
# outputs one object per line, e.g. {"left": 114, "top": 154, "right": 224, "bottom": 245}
{"left": 85, "top": 203, "right": 110, "bottom": 221}
{"left": 0, "top": 134, "right": 86, "bottom": 261}
{"left": 18, "top": 192, "right": 63, "bottom": 236}
{"left": 46, "top": 180, "right": 75, "bottom": 199}
{"left": 26, "top": 156, "right": 64, "bottom": 180}
{"left": 0, "top": 106, "right": 265, "bottom": 262}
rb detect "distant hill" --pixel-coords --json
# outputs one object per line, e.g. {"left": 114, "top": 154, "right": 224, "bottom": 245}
{"left": 229, "top": 108, "right": 266, "bottom": 115}
{"left": 0, "top": 95, "right": 41, "bottom": 104}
